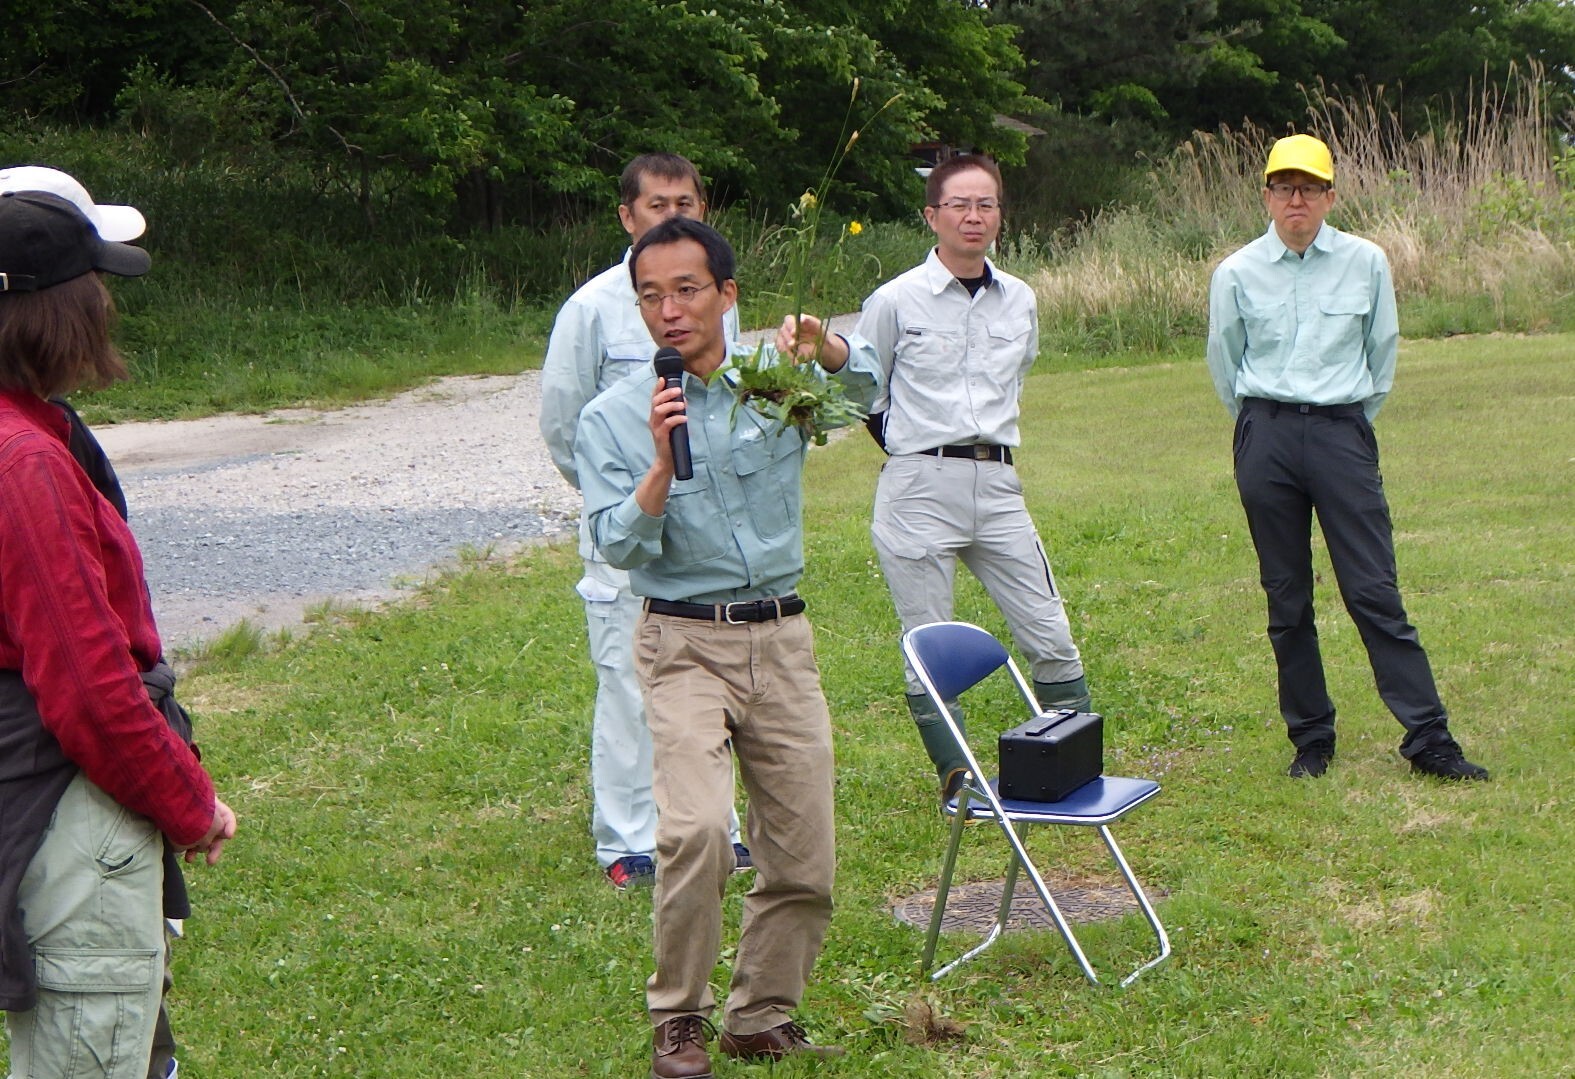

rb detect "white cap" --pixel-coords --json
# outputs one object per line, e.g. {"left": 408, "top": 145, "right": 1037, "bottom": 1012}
{"left": 0, "top": 165, "right": 146, "bottom": 242}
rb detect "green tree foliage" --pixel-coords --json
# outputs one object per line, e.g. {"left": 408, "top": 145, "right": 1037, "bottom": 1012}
{"left": 984, "top": 0, "right": 1221, "bottom": 222}
{"left": 1166, "top": 0, "right": 1347, "bottom": 131}
{"left": 986, "top": 0, "right": 1575, "bottom": 220}
{"left": 16, "top": 0, "right": 1568, "bottom": 237}
{"left": 713, "top": 0, "right": 1031, "bottom": 216}
{"left": 6, "top": 0, "right": 1029, "bottom": 230}
{"left": 0, "top": 0, "right": 230, "bottom": 119}
{"left": 182, "top": 0, "right": 586, "bottom": 224}
{"left": 993, "top": 0, "right": 1575, "bottom": 139}
{"left": 989, "top": 0, "right": 1219, "bottom": 125}
{"left": 1161, "top": 0, "right": 1575, "bottom": 135}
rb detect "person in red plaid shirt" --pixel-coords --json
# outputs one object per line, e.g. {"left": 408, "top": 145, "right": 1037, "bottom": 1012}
{"left": 0, "top": 188, "right": 236, "bottom": 1079}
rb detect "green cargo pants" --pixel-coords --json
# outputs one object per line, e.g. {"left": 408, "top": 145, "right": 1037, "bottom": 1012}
{"left": 6, "top": 773, "right": 164, "bottom": 1079}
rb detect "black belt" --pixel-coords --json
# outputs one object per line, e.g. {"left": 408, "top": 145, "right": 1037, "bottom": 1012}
{"left": 1243, "top": 397, "right": 1363, "bottom": 419}
{"left": 917, "top": 443, "right": 1013, "bottom": 464}
{"left": 646, "top": 594, "right": 805, "bottom": 623}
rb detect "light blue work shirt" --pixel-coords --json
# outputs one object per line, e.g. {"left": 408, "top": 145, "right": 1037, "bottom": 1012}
{"left": 540, "top": 248, "right": 740, "bottom": 489}
{"left": 855, "top": 249, "right": 1038, "bottom": 454}
{"left": 574, "top": 340, "right": 881, "bottom": 605}
{"left": 1207, "top": 222, "right": 1400, "bottom": 421}
{"left": 539, "top": 249, "right": 740, "bottom": 558}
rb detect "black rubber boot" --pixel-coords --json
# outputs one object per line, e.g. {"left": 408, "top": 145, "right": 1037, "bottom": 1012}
{"left": 908, "top": 693, "right": 970, "bottom": 800}
{"left": 1033, "top": 674, "right": 1091, "bottom": 714}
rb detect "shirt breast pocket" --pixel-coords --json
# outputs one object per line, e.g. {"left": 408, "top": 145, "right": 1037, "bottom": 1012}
{"left": 986, "top": 316, "right": 1034, "bottom": 381}
{"left": 1317, "top": 293, "right": 1371, "bottom": 360}
{"left": 731, "top": 426, "right": 804, "bottom": 538}
{"left": 603, "top": 342, "right": 652, "bottom": 388}
{"left": 895, "top": 323, "right": 961, "bottom": 375}
{"left": 1242, "top": 299, "right": 1289, "bottom": 352}
{"left": 987, "top": 317, "right": 1033, "bottom": 347}
{"left": 664, "top": 472, "right": 729, "bottom": 564}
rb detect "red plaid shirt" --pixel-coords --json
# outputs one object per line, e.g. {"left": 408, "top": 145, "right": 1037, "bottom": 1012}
{"left": 0, "top": 390, "right": 213, "bottom": 845}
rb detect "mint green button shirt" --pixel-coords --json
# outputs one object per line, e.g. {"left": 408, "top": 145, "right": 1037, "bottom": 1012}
{"left": 1207, "top": 222, "right": 1400, "bottom": 421}
{"left": 573, "top": 340, "right": 881, "bottom": 604}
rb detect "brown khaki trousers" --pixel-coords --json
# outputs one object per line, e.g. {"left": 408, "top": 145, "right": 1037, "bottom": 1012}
{"left": 634, "top": 609, "right": 836, "bottom": 1035}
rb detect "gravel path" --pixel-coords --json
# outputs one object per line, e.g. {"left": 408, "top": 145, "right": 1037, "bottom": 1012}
{"left": 95, "top": 373, "right": 582, "bottom": 649}
{"left": 94, "top": 315, "right": 858, "bottom": 650}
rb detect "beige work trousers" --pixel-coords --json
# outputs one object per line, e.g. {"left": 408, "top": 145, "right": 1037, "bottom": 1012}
{"left": 635, "top": 609, "right": 836, "bottom": 1035}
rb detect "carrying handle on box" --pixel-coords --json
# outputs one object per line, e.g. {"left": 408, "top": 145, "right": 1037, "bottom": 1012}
{"left": 1025, "top": 707, "right": 1080, "bottom": 736}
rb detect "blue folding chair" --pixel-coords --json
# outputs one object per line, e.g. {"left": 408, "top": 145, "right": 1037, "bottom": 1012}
{"left": 901, "top": 621, "right": 1170, "bottom": 986}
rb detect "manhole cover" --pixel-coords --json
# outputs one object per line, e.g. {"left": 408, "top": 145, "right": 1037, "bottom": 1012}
{"left": 893, "top": 876, "right": 1163, "bottom": 934}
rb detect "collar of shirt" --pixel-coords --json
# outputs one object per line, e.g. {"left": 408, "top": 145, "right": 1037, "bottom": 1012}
{"left": 0, "top": 390, "right": 72, "bottom": 445}
{"left": 921, "top": 246, "right": 998, "bottom": 296}
{"left": 591, "top": 247, "right": 635, "bottom": 303}
{"left": 1262, "top": 221, "right": 1336, "bottom": 263}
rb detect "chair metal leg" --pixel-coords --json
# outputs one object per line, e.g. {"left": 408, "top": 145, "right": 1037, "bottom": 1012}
{"left": 995, "top": 838, "right": 1023, "bottom": 932}
{"left": 929, "top": 814, "right": 1101, "bottom": 985}
{"left": 921, "top": 792, "right": 974, "bottom": 978}
{"left": 1097, "top": 824, "right": 1171, "bottom": 987}
{"left": 927, "top": 825, "right": 1022, "bottom": 981}
{"left": 927, "top": 816, "right": 1169, "bottom": 986}
{"left": 1009, "top": 830, "right": 1100, "bottom": 985}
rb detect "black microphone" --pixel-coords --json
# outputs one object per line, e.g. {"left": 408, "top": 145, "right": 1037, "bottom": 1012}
{"left": 651, "top": 347, "right": 693, "bottom": 480}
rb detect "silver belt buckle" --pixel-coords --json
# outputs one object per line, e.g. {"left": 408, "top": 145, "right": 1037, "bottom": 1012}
{"left": 724, "top": 601, "right": 748, "bottom": 624}
{"left": 972, "top": 444, "right": 990, "bottom": 460}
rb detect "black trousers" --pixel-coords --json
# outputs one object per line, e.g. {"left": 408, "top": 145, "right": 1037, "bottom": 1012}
{"left": 1232, "top": 398, "right": 1450, "bottom": 757}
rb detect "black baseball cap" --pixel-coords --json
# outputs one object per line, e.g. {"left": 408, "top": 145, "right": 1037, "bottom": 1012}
{"left": 0, "top": 190, "right": 151, "bottom": 293}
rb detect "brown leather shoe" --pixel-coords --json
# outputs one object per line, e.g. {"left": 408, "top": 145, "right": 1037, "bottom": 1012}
{"left": 651, "top": 1015, "right": 714, "bottom": 1078}
{"left": 719, "top": 1020, "right": 845, "bottom": 1060}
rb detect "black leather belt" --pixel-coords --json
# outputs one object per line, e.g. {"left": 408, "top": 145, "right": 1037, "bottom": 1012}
{"left": 646, "top": 594, "right": 806, "bottom": 623}
{"left": 917, "top": 443, "right": 1013, "bottom": 464}
{"left": 1243, "top": 397, "right": 1363, "bottom": 418}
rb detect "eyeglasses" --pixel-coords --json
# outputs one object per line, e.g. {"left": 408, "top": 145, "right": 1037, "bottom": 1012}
{"left": 930, "top": 198, "right": 1001, "bottom": 214}
{"left": 1266, "top": 182, "right": 1332, "bottom": 202}
{"left": 636, "top": 281, "right": 716, "bottom": 311}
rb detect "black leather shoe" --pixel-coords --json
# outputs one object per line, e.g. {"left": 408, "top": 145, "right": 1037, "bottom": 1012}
{"left": 720, "top": 1020, "right": 844, "bottom": 1061}
{"left": 1288, "top": 742, "right": 1334, "bottom": 778}
{"left": 1410, "top": 743, "right": 1489, "bottom": 781}
{"left": 652, "top": 1015, "right": 715, "bottom": 1079}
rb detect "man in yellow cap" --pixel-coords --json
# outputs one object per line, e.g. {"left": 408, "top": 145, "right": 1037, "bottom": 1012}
{"left": 1206, "top": 133, "right": 1489, "bottom": 782}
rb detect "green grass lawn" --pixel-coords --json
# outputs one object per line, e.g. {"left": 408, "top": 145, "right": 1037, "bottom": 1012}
{"left": 25, "top": 333, "right": 1571, "bottom": 1077}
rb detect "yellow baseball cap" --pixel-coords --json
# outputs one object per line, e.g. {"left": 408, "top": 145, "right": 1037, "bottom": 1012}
{"left": 1263, "top": 134, "right": 1334, "bottom": 183}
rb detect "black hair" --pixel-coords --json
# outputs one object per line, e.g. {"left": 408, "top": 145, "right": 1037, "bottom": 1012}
{"left": 628, "top": 216, "right": 736, "bottom": 289}
{"left": 619, "top": 153, "right": 707, "bottom": 206}
{"left": 925, "top": 153, "right": 1004, "bottom": 207}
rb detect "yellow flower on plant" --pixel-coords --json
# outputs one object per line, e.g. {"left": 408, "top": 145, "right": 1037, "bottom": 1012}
{"left": 798, "top": 190, "right": 818, "bottom": 213}
{"left": 848, "top": 220, "right": 863, "bottom": 236}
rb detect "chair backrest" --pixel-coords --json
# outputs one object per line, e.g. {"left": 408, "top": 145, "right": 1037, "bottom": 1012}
{"left": 902, "top": 621, "right": 1011, "bottom": 701}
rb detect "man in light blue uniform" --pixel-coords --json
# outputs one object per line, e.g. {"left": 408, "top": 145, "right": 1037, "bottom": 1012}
{"left": 539, "top": 154, "right": 746, "bottom": 888}
{"left": 1207, "top": 134, "right": 1488, "bottom": 782}
{"left": 575, "top": 217, "right": 878, "bottom": 1076}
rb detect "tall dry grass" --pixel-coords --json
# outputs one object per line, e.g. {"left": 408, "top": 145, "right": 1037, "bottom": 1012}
{"left": 1028, "top": 64, "right": 1575, "bottom": 352}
